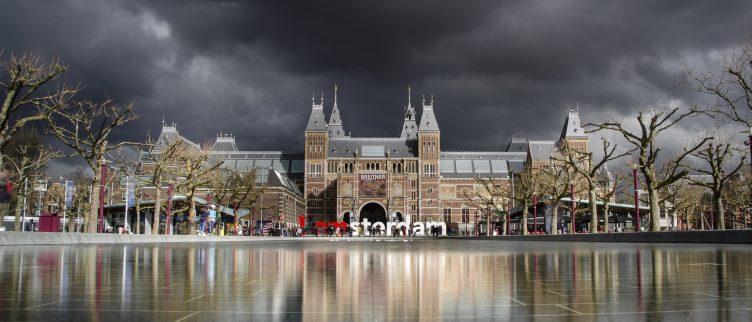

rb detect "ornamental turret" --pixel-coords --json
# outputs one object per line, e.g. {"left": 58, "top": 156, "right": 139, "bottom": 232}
{"left": 328, "top": 84, "right": 346, "bottom": 139}
{"left": 400, "top": 86, "right": 418, "bottom": 139}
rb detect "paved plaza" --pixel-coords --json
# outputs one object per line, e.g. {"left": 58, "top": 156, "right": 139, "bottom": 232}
{"left": 1, "top": 240, "right": 751, "bottom": 321}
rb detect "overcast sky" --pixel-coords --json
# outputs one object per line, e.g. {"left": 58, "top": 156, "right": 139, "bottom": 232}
{"left": 2, "top": 0, "right": 752, "bottom": 174}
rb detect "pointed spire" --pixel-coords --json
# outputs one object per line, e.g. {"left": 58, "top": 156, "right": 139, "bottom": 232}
{"left": 407, "top": 85, "right": 412, "bottom": 107}
{"left": 328, "top": 84, "right": 345, "bottom": 138}
{"left": 334, "top": 84, "right": 338, "bottom": 107}
{"left": 401, "top": 85, "right": 419, "bottom": 139}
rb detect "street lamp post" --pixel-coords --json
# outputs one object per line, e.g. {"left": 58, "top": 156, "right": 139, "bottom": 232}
{"left": 165, "top": 183, "right": 174, "bottom": 235}
{"left": 98, "top": 162, "right": 107, "bottom": 233}
{"left": 532, "top": 193, "right": 538, "bottom": 234}
{"left": 742, "top": 127, "right": 752, "bottom": 229}
{"left": 632, "top": 164, "right": 641, "bottom": 232}
{"left": 569, "top": 183, "right": 575, "bottom": 234}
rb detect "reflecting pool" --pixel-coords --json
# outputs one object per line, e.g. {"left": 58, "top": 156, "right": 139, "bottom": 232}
{"left": 1, "top": 240, "right": 751, "bottom": 321}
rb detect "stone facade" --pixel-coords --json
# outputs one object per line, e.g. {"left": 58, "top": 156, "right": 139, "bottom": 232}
{"left": 304, "top": 89, "right": 590, "bottom": 229}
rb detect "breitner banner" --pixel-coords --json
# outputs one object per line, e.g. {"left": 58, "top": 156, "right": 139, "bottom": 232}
{"left": 358, "top": 174, "right": 386, "bottom": 197}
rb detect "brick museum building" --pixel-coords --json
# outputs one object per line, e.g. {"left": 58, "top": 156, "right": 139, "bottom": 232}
{"left": 129, "top": 87, "right": 589, "bottom": 234}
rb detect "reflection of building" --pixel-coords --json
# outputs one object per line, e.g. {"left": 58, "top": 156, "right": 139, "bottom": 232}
{"left": 305, "top": 87, "right": 589, "bottom": 229}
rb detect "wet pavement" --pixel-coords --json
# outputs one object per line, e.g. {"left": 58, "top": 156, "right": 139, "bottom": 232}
{"left": 0, "top": 239, "right": 751, "bottom": 321}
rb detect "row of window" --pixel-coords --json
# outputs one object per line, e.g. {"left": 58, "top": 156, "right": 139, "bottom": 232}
{"left": 320, "top": 161, "right": 419, "bottom": 174}
{"left": 443, "top": 208, "right": 472, "bottom": 223}
{"left": 440, "top": 159, "right": 508, "bottom": 174}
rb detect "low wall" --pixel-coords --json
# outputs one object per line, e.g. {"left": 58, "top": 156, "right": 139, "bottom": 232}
{"left": 0, "top": 230, "right": 749, "bottom": 246}
{"left": 457, "top": 229, "right": 752, "bottom": 244}
{"left": 0, "top": 232, "right": 282, "bottom": 246}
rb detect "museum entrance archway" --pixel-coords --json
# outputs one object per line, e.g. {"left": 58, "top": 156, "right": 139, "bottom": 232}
{"left": 342, "top": 212, "right": 352, "bottom": 224}
{"left": 359, "top": 202, "right": 387, "bottom": 223}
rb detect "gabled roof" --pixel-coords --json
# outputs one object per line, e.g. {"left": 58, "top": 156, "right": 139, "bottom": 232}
{"left": 211, "top": 135, "right": 239, "bottom": 152}
{"left": 154, "top": 122, "right": 200, "bottom": 151}
{"left": 528, "top": 140, "right": 557, "bottom": 161}
{"left": 266, "top": 168, "right": 303, "bottom": 196}
{"left": 327, "top": 137, "right": 418, "bottom": 158}
{"left": 418, "top": 100, "right": 440, "bottom": 132}
{"left": 305, "top": 98, "right": 327, "bottom": 132}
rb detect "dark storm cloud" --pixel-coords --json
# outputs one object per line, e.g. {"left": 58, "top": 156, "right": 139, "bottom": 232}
{"left": 2, "top": 0, "right": 752, "bottom": 168}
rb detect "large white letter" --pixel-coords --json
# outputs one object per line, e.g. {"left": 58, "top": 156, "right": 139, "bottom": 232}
{"left": 386, "top": 221, "right": 396, "bottom": 236}
{"left": 350, "top": 221, "right": 360, "bottom": 236}
{"left": 361, "top": 218, "right": 371, "bottom": 236}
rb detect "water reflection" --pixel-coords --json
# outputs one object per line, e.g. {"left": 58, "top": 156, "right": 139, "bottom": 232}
{"left": 0, "top": 241, "right": 751, "bottom": 321}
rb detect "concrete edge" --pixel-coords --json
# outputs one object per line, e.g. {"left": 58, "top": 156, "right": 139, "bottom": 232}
{"left": 0, "top": 230, "right": 750, "bottom": 246}
{"left": 449, "top": 230, "right": 752, "bottom": 244}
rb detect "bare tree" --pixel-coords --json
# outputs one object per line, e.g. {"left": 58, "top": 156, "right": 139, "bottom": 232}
{"left": 139, "top": 137, "right": 184, "bottom": 234}
{"left": 684, "top": 136, "right": 746, "bottom": 229}
{"left": 4, "top": 143, "right": 58, "bottom": 231}
{"left": 46, "top": 99, "right": 137, "bottom": 232}
{"left": 664, "top": 180, "right": 705, "bottom": 230}
{"left": 0, "top": 53, "right": 76, "bottom": 169}
{"left": 209, "top": 168, "right": 264, "bottom": 234}
{"left": 685, "top": 37, "right": 752, "bottom": 129}
{"left": 463, "top": 176, "right": 508, "bottom": 236}
{"left": 537, "top": 159, "right": 576, "bottom": 235}
{"left": 169, "top": 144, "right": 223, "bottom": 234}
{"left": 496, "top": 166, "right": 539, "bottom": 235}
{"left": 598, "top": 169, "right": 627, "bottom": 232}
{"left": 722, "top": 172, "right": 752, "bottom": 229}
{"left": 590, "top": 107, "right": 712, "bottom": 231}
{"left": 67, "top": 168, "right": 92, "bottom": 232}
{"left": 559, "top": 138, "right": 632, "bottom": 233}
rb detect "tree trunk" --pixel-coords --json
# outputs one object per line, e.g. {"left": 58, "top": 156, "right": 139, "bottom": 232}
{"left": 713, "top": 192, "right": 725, "bottom": 230}
{"left": 521, "top": 203, "right": 529, "bottom": 235}
{"left": 152, "top": 185, "right": 161, "bottom": 235}
{"left": 503, "top": 215, "right": 508, "bottom": 236}
{"left": 648, "top": 187, "right": 661, "bottom": 232}
{"left": 135, "top": 193, "right": 141, "bottom": 234}
{"left": 188, "top": 194, "right": 197, "bottom": 235}
{"left": 13, "top": 190, "right": 24, "bottom": 231}
{"left": 87, "top": 175, "right": 100, "bottom": 233}
{"left": 551, "top": 201, "right": 559, "bottom": 235}
{"left": 68, "top": 206, "right": 77, "bottom": 232}
{"left": 603, "top": 204, "right": 610, "bottom": 233}
{"left": 588, "top": 188, "right": 598, "bottom": 233}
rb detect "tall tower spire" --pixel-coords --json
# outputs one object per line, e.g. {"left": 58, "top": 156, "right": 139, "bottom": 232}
{"left": 328, "top": 84, "right": 345, "bottom": 138}
{"left": 408, "top": 85, "right": 412, "bottom": 107}
{"left": 400, "top": 85, "right": 418, "bottom": 139}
